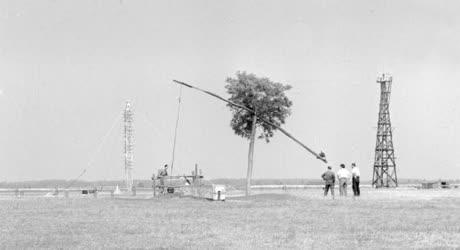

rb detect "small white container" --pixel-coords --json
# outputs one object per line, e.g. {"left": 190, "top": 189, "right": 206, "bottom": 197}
{"left": 212, "top": 184, "right": 226, "bottom": 201}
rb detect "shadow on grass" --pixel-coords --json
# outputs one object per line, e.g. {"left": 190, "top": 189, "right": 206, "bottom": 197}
{"left": 229, "top": 193, "right": 301, "bottom": 201}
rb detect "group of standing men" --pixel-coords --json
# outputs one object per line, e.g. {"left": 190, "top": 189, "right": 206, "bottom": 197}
{"left": 321, "top": 163, "right": 360, "bottom": 198}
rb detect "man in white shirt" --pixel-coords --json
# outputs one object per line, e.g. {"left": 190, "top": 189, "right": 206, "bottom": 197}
{"left": 351, "top": 163, "right": 360, "bottom": 196}
{"left": 336, "top": 164, "right": 351, "bottom": 196}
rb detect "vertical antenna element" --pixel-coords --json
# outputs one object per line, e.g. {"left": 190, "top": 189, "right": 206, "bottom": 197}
{"left": 373, "top": 74, "right": 398, "bottom": 188}
{"left": 170, "top": 86, "right": 183, "bottom": 176}
{"left": 124, "top": 101, "right": 134, "bottom": 191}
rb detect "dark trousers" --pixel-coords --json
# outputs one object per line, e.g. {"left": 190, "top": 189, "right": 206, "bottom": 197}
{"left": 339, "top": 178, "right": 347, "bottom": 196}
{"left": 352, "top": 177, "right": 360, "bottom": 196}
{"left": 324, "top": 183, "right": 334, "bottom": 197}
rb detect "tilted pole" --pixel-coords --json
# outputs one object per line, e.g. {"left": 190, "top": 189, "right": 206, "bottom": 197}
{"left": 170, "top": 86, "right": 183, "bottom": 176}
{"left": 172, "top": 79, "right": 327, "bottom": 163}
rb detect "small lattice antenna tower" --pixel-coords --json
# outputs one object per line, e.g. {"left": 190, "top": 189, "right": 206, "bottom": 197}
{"left": 123, "top": 101, "right": 134, "bottom": 191}
{"left": 373, "top": 74, "right": 398, "bottom": 188}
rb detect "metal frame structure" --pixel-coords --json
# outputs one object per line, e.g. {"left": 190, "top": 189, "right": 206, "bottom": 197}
{"left": 373, "top": 74, "right": 398, "bottom": 188}
{"left": 152, "top": 164, "right": 204, "bottom": 197}
{"left": 124, "top": 101, "right": 134, "bottom": 191}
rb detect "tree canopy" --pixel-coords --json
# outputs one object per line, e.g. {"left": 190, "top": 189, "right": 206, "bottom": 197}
{"left": 225, "top": 72, "right": 293, "bottom": 142}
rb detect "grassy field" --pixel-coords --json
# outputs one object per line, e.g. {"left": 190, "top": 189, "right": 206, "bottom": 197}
{"left": 1, "top": 188, "right": 459, "bottom": 249}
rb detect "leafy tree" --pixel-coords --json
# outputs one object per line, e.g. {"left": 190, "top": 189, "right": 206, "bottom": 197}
{"left": 225, "top": 72, "right": 292, "bottom": 195}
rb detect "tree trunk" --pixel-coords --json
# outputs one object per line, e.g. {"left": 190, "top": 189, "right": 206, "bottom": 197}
{"left": 246, "top": 113, "right": 257, "bottom": 196}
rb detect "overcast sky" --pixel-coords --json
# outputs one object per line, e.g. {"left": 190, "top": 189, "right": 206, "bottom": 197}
{"left": 1, "top": 0, "right": 459, "bottom": 181}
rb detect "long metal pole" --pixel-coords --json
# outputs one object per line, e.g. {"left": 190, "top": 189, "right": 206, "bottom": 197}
{"left": 170, "top": 86, "right": 183, "bottom": 176}
{"left": 172, "top": 80, "right": 327, "bottom": 163}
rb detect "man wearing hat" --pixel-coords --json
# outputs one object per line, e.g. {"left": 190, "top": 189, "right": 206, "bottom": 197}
{"left": 336, "top": 164, "right": 351, "bottom": 196}
{"left": 351, "top": 163, "right": 360, "bottom": 196}
{"left": 321, "top": 166, "right": 336, "bottom": 198}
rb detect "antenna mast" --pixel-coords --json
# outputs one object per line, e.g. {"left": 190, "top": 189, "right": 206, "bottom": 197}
{"left": 124, "top": 101, "right": 134, "bottom": 191}
{"left": 170, "top": 86, "right": 183, "bottom": 176}
{"left": 373, "top": 74, "right": 398, "bottom": 188}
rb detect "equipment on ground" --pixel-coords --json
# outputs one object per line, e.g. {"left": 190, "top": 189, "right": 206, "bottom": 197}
{"left": 152, "top": 164, "right": 226, "bottom": 201}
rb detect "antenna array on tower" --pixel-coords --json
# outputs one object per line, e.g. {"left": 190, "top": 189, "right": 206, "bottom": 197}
{"left": 124, "top": 101, "right": 134, "bottom": 191}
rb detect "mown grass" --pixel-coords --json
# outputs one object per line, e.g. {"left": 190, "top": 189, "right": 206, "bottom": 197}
{"left": 0, "top": 189, "right": 459, "bottom": 249}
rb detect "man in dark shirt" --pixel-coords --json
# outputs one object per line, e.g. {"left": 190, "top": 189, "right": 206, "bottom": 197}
{"left": 351, "top": 163, "right": 360, "bottom": 197}
{"left": 321, "top": 166, "right": 336, "bottom": 199}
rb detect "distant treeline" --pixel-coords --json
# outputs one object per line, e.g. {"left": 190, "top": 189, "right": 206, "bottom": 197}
{"left": 0, "top": 178, "right": 458, "bottom": 189}
{"left": 209, "top": 178, "right": 460, "bottom": 189}
{"left": 0, "top": 179, "right": 127, "bottom": 189}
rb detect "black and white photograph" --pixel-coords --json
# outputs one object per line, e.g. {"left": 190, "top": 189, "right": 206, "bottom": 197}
{"left": 1, "top": 0, "right": 459, "bottom": 249}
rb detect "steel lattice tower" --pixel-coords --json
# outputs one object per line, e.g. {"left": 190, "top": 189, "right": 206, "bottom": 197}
{"left": 123, "top": 101, "right": 134, "bottom": 191}
{"left": 373, "top": 74, "right": 398, "bottom": 188}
